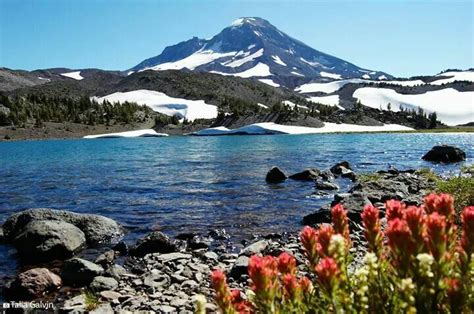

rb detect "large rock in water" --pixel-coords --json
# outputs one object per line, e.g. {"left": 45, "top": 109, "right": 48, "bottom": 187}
{"left": 130, "top": 231, "right": 177, "bottom": 256}
{"left": 13, "top": 220, "right": 86, "bottom": 261}
{"left": 5, "top": 268, "right": 62, "bottom": 300}
{"left": 289, "top": 169, "right": 320, "bottom": 181}
{"left": 422, "top": 145, "right": 466, "bottom": 163}
{"left": 265, "top": 167, "right": 287, "bottom": 183}
{"left": 2, "top": 208, "right": 124, "bottom": 244}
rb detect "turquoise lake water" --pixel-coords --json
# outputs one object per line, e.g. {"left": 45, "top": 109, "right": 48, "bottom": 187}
{"left": 0, "top": 133, "right": 473, "bottom": 280}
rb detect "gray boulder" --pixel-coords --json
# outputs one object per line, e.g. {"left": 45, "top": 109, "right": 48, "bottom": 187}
{"left": 3, "top": 208, "right": 124, "bottom": 244}
{"left": 130, "top": 231, "right": 177, "bottom": 257}
{"left": 6, "top": 268, "right": 62, "bottom": 300}
{"left": 230, "top": 255, "right": 249, "bottom": 279}
{"left": 62, "top": 258, "right": 104, "bottom": 287}
{"left": 289, "top": 168, "right": 320, "bottom": 181}
{"left": 89, "top": 276, "right": 118, "bottom": 292}
{"left": 13, "top": 220, "right": 86, "bottom": 261}
{"left": 422, "top": 145, "right": 466, "bottom": 163}
{"left": 265, "top": 167, "right": 287, "bottom": 183}
{"left": 240, "top": 240, "right": 268, "bottom": 256}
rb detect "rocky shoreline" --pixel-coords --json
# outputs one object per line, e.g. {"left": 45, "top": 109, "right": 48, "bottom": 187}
{"left": 0, "top": 146, "right": 469, "bottom": 312}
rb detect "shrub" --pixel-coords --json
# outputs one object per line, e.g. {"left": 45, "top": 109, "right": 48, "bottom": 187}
{"left": 208, "top": 193, "right": 474, "bottom": 313}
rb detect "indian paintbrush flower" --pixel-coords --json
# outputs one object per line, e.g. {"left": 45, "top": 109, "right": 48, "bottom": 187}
{"left": 361, "top": 204, "right": 384, "bottom": 256}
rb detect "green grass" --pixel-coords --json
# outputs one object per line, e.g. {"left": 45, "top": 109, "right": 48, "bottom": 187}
{"left": 83, "top": 290, "right": 100, "bottom": 311}
{"left": 357, "top": 172, "right": 384, "bottom": 183}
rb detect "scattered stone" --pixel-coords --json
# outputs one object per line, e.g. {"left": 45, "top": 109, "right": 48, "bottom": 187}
{"left": 229, "top": 255, "right": 249, "bottom": 278}
{"left": 289, "top": 168, "right": 320, "bottom": 181}
{"left": 143, "top": 269, "right": 170, "bottom": 289}
{"left": 95, "top": 250, "right": 115, "bottom": 267}
{"left": 422, "top": 145, "right": 466, "bottom": 163}
{"left": 155, "top": 252, "right": 192, "bottom": 262}
{"left": 130, "top": 231, "right": 177, "bottom": 256}
{"left": 90, "top": 303, "right": 114, "bottom": 314}
{"left": 100, "top": 290, "right": 122, "bottom": 302}
{"left": 90, "top": 276, "right": 119, "bottom": 292}
{"left": 155, "top": 305, "right": 177, "bottom": 313}
{"left": 62, "top": 258, "right": 104, "bottom": 287}
{"left": 330, "top": 161, "right": 352, "bottom": 174}
{"left": 6, "top": 268, "right": 62, "bottom": 300}
{"left": 240, "top": 239, "right": 268, "bottom": 256}
{"left": 265, "top": 166, "right": 287, "bottom": 183}
{"left": 106, "top": 264, "right": 128, "bottom": 280}
{"left": 316, "top": 180, "right": 339, "bottom": 190}
{"left": 13, "top": 220, "right": 86, "bottom": 262}
{"left": 204, "top": 251, "right": 219, "bottom": 261}
{"left": 3, "top": 208, "right": 124, "bottom": 244}
{"left": 208, "top": 228, "right": 229, "bottom": 240}
{"left": 61, "top": 294, "right": 87, "bottom": 312}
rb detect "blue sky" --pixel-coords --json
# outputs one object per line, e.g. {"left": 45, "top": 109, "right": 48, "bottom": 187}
{"left": 1, "top": 0, "right": 472, "bottom": 77}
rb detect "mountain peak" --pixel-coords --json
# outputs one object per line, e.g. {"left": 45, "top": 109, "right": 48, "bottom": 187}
{"left": 130, "top": 17, "right": 390, "bottom": 85}
{"left": 230, "top": 17, "right": 271, "bottom": 28}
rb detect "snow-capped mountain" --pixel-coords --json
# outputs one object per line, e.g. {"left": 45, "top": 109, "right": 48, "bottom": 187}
{"left": 130, "top": 17, "right": 390, "bottom": 85}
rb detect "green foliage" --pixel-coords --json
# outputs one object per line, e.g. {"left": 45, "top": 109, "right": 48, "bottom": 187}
{"left": 83, "top": 290, "right": 99, "bottom": 311}
{"left": 0, "top": 93, "right": 153, "bottom": 126}
{"left": 436, "top": 176, "right": 474, "bottom": 214}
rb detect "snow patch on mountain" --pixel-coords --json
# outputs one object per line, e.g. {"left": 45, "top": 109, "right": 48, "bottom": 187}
{"left": 272, "top": 55, "right": 287, "bottom": 66}
{"left": 145, "top": 49, "right": 237, "bottom": 71}
{"left": 296, "top": 79, "right": 369, "bottom": 94}
{"left": 291, "top": 71, "right": 305, "bottom": 77}
{"left": 308, "top": 95, "right": 343, "bottom": 109}
{"left": 61, "top": 71, "right": 83, "bottom": 80}
{"left": 93, "top": 90, "right": 218, "bottom": 121}
{"left": 353, "top": 87, "right": 474, "bottom": 125}
{"left": 84, "top": 129, "right": 168, "bottom": 139}
{"left": 211, "top": 62, "right": 272, "bottom": 78}
{"left": 223, "top": 49, "right": 264, "bottom": 68}
{"left": 431, "top": 71, "right": 474, "bottom": 85}
{"left": 192, "top": 122, "right": 413, "bottom": 136}
{"left": 259, "top": 79, "right": 280, "bottom": 87}
{"left": 320, "top": 72, "right": 342, "bottom": 79}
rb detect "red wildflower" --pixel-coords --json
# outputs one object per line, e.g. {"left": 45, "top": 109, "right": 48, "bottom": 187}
{"left": 230, "top": 289, "right": 252, "bottom": 313}
{"left": 461, "top": 206, "right": 474, "bottom": 255}
{"left": 385, "top": 199, "right": 406, "bottom": 221}
{"left": 315, "top": 257, "right": 340, "bottom": 292}
{"left": 299, "top": 276, "right": 312, "bottom": 294}
{"left": 300, "top": 226, "right": 319, "bottom": 266}
{"left": 210, "top": 269, "right": 233, "bottom": 312}
{"left": 386, "top": 218, "right": 413, "bottom": 271}
{"left": 277, "top": 252, "right": 297, "bottom": 275}
{"left": 316, "top": 224, "right": 335, "bottom": 258}
{"left": 445, "top": 278, "right": 463, "bottom": 312}
{"left": 424, "top": 193, "right": 455, "bottom": 219}
{"left": 404, "top": 206, "right": 426, "bottom": 252}
{"left": 426, "top": 212, "right": 447, "bottom": 260}
{"left": 282, "top": 273, "right": 300, "bottom": 299}
{"left": 361, "top": 204, "right": 384, "bottom": 256}
{"left": 331, "top": 204, "right": 350, "bottom": 245}
{"left": 248, "top": 255, "right": 278, "bottom": 294}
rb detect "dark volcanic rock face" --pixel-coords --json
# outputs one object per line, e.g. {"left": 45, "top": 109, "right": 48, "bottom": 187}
{"left": 422, "top": 145, "right": 466, "bottom": 163}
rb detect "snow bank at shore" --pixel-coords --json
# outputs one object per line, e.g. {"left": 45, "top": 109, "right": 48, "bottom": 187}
{"left": 191, "top": 122, "right": 413, "bottom": 136}
{"left": 84, "top": 129, "right": 168, "bottom": 139}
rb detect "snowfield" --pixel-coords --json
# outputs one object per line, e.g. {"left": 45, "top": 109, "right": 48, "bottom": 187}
{"left": 60, "top": 71, "right": 83, "bottom": 80}
{"left": 258, "top": 79, "right": 280, "bottom": 87}
{"left": 308, "top": 95, "right": 343, "bottom": 109}
{"left": 353, "top": 87, "right": 474, "bottom": 125}
{"left": 84, "top": 129, "right": 168, "bottom": 139}
{"left": 223, "top": 49, "right": 264, "bottom": 68}
{"left": 272, "top": 55, "right": 287, "bottom": 66}
{"left": 296, "top": 79, "right": 369, "bottom": 94}
{"left": 145, "top": 49, "right": 236, "bottom": 71}
{"left": 431, "top": 71, "right": 474, "bottom": 85}
{"left": 211, "top": 62, "right": 272, "bottom": 78}
{"left": 320, "top": 72, "right": 342, "bottom": 79}
{"left": 93, "top": 90, "right": 218, "bottom": 121}
{"left": 191, "top": 122, "right": 413, "bottom": 136}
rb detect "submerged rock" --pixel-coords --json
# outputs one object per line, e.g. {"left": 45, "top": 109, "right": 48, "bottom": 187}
{"left": 13, "top": 220, "right": 86, "bottom": 262}
{"left": 130, "top": 231, "right": 177, "bottom": 257}
{"left": 316, "top": 180, "right": 339, "bottom": 190}
{"left": 265, "top": 166, "right": 287, "bottom": 183}
{"left": 289, "top": 168, "right": 320, "bottom": 181}
{"left": 6, "top": 268, "right": 62, "bottom": 300}
{"left": 422, "top": 145, "right": 466, "bottom": 163}
{"left": 62, "top": 258, "right": 104, "bottom": 287}
{"left": 3, "top": 208, "right": 124, "bottom": 244}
